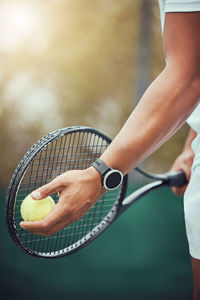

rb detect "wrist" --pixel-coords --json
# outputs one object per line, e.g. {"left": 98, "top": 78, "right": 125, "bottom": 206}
{"left": 85, "top": 166, "right": 102, "bottom": 188}
{"left": 182, "top": 145, "right": 194, "bottom": 158}
{"left": 183, "top": 128, "right": 197, "bottom": 151}
{"left": 91, "top": 158, "right": 123, "bottom": 190}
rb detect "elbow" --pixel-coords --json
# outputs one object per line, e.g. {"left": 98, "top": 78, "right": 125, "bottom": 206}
{"left": 185, "top": 59, "right": 200, "bottom": 93}
{"left": 187, "top": 71, "right": 200, "bottom": 101}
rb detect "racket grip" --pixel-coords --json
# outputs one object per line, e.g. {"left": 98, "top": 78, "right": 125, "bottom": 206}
{"left": 167, "top": 171, "right": 188, "bottom": 187}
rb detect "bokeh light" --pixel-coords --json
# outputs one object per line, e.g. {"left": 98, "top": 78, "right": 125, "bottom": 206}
{"left": 0, "top": 1, "right": 42, "bottom": 52}
{"left": 0, "top": 0, "right": 187, "bottom": 185}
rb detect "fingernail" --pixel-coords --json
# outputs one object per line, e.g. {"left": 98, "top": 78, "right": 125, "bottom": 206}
{"left": 31, "top": 190, "right": 42, "bottom": 200}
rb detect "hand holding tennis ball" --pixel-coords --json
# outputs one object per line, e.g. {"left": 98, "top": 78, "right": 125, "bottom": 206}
{"left": 20, "top": 168, "right": 103, "bottom": 236}
{"left": 21, "top": 194, "right": 55, "bottom": 221}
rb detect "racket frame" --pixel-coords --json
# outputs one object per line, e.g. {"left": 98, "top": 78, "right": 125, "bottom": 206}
{"left": 5, "top": 126, "right": 187, "bottom": 259}
{"left": 5, "top": 126, "right": 128, "bottom": 258}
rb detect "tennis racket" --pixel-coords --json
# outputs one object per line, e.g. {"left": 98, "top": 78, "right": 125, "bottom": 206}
{"left": 5, "top": 126, "right": 187, "bottom": 259}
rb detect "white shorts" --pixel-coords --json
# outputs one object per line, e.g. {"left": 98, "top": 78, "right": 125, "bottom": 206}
{"left": 184, "top": 134, "right": 200, "bottom": 259}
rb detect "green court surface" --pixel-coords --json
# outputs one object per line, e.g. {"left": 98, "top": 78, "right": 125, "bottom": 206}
{"left": 0, "top": 187, "right": 192, "bottom": 300}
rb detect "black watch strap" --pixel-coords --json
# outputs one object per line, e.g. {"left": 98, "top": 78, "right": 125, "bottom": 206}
{"left": 92, "top": 158, "right": 111, "bottom": 176}
{"left": 92, "top": 158, "right": 123, "bottom": 190}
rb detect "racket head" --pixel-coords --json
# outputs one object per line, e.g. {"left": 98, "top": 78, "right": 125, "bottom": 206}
{"left": 6, "top": 126, "right": 128, "bottom": 259}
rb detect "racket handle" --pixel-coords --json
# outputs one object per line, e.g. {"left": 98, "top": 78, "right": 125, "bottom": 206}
{"left": 167, "top": 171, "right": 188, "bottom": 187}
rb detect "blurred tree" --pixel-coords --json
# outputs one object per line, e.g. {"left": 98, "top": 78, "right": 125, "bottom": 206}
{"left": 0, "top": 0, "right": 140, "bottom": 185}
{"left": 135, "top": 0, "right": 153, "bottom": 101}
{"left": 0, "top": 0, "right": 188, "bottom": 186}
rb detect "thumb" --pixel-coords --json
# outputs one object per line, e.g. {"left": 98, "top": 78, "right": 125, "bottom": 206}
{"left": 31, "top": 175, "right": 65, "bottom": 200}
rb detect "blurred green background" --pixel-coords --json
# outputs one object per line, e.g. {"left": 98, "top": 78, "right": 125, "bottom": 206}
{"left": 1, "top": 188, "right": 192, "bottom": 300}
{"left": 0, "top": 0, "right": 192, "bottom": 299}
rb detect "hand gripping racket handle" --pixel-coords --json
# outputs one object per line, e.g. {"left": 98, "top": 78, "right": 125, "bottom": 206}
{"left": 165, "top": 170, "right": 188, "bottom": 187}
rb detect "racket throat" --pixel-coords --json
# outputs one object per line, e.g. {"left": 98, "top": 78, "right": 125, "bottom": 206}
{"left": 122, "top": 180, "right": 166, "bottom": 209}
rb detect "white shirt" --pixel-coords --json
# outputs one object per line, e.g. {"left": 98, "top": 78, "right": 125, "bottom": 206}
{"left": 158, "top": 0, "right": 200, "bottom": 133}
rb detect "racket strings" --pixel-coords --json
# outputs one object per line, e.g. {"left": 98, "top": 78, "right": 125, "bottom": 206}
{"left": 14, "top": 130, "right": 119, "bottom": 255}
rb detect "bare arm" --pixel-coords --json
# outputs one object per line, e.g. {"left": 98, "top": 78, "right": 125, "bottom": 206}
{"left": 100, "top": 12, "right": 200, "bottom": 174}
{"left": 20, "top": 12, "right": 200, "bottom": 236}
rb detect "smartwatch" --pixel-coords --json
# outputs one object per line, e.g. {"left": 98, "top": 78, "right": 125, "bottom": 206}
{"left": 92, "top": 158, "right": 123, "bottom": 190}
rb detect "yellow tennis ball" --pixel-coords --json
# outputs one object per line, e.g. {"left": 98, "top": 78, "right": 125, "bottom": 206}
{"left": 20, "top": 194, "right": 55, "bottom": 221}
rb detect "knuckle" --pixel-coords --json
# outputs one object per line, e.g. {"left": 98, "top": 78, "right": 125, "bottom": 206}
{"left": 42, "top": 220, "right": 51, "bottom": 231}
{"left": 56, "top": 174, "right": 67, "bottom": 186}
{"left": 39, "top": 187, "right": 50, "bottom": 198}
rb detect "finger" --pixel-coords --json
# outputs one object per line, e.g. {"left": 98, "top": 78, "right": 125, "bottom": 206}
{"left": 53, "top": 201, "right": 93, "bottom": 232}
{"left": 170, "top": 166, "right": 189, "bottom": 194}
{"left": 20, "top": 200, "right": 93, "bottom": 236}
{"left": 170, "top": 165, "right": 191, "bottom": 182}
{"left": 20, "top": 212, "right": 73, "bottom": 236}
{"left": 31, "top": 174, "right": 66, "bottom": 200}
{"left": 30, "top": 218, "right": 73, "bottom": 236}
{"left": 30, "top": 204, "right": 90, "bottom": 236}
{"left": 172, "top": 185, "right": 187, "bottom": 196}
{"left": 20, "top": 203, "right": 71, "bottom": 232}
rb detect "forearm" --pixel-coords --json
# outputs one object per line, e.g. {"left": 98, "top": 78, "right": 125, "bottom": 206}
{"left": 100, "top": 65, "right": 200, "bottom": 174}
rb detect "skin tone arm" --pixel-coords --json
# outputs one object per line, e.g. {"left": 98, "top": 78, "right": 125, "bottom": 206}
{"left": 20, "top": 12, "right": 200, "bottom": 236}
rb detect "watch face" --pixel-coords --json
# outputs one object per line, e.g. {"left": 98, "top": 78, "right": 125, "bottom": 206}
{"left": 104, "top": 170, "right": 123, "bottom": 190}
